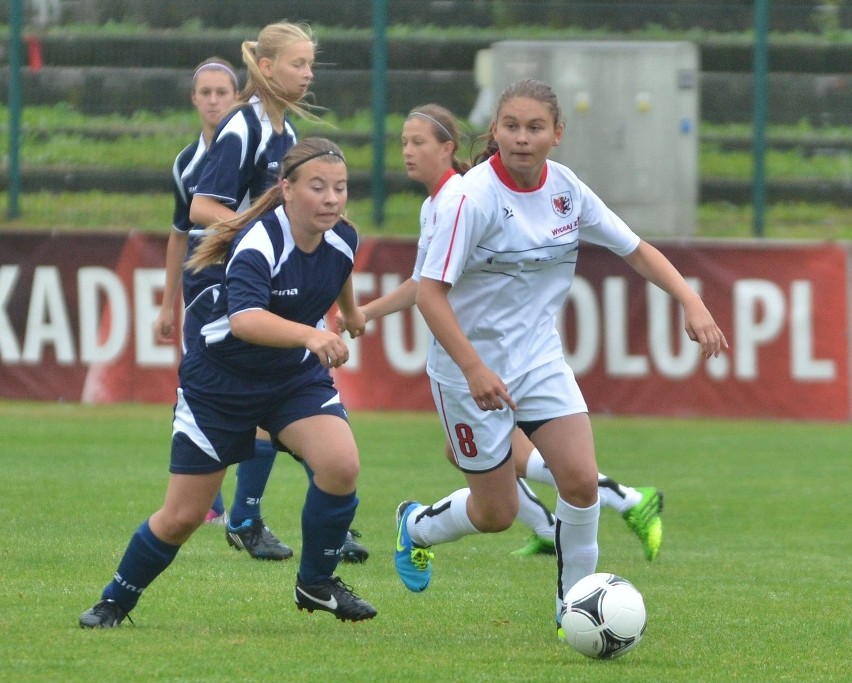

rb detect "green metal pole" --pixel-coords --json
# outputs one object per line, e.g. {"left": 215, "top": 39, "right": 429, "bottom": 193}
{"left": 7, "top": 0, "right": 25, "bottom": 219}
{"left": 371, "top": 0, "right": 388, "bottom": 227}
{"left": 752, "top": 0, "right": 770, "bottom": 238}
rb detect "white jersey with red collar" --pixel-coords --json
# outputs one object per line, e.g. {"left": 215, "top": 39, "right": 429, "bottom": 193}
{"left": 420, "top": 153, "right": 641, "bottom": 389}
{"left": 412, "top": 169, "right": 463, "bottom": 281}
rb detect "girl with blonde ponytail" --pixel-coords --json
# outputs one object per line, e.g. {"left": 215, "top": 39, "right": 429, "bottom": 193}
{"left": 185, "top": 22, "right": 369, "bottom": 565}
{"left": 190, "top": 21, "right": 318, "bottom": 228}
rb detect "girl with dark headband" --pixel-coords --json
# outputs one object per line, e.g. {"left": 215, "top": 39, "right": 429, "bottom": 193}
{"left": 79, "top": 138, "right": 377, "bottom": 627}
{"left": 186, "top": 22, "right": 367, "bottom": 564}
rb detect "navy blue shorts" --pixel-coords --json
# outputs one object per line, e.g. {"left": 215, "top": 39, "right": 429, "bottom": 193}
{"left": 170, "top": 352, "right": 348, "bottom": 474}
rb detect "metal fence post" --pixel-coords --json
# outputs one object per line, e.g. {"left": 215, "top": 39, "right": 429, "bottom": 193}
{"left": 371, "top": 0, "right": 388, "bottom": 227}
{"left": 7, "top": 0, "right": 25, "bottom": 219}
{"left": 752, "top": 0, "right": 771, "bottom": 237}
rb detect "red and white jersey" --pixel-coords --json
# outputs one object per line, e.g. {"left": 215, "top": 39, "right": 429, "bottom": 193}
{"left": 421, "top": 153, "right": 641, "bottom": 388}
{"left": 412, "top": 169, "right": 463, "bottom": 281}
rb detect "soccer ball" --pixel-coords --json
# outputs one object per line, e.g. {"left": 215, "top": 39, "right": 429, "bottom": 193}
{"left": 558, "top": 573, "right": 646, "bottom": 659}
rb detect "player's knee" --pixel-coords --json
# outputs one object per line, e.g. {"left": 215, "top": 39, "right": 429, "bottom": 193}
{"left": 157, "top": 509, "right": 204, "bottom": 544}
{"left": 559, "top": 472, "right": 599, "bottom": 509}
{"left": 315, "top": 453, "right": 360, "bottom": 492}
{"left": 470, "top": 503, "right": 517, "bottom": 533}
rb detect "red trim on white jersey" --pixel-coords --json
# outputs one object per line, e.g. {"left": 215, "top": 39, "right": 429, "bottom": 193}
{"left": 441, "top": 195, "right": 467, "bottom": 281}
{"left": 431, "top": 168, "right": 458, "bottom": 199}
{"left": 489, "top": 152, "right": 548, "bottom": 192}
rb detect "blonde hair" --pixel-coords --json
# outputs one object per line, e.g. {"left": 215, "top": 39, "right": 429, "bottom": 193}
{"left": 407, "top": 104, "right": 470, "bottom": 174}
{"left": 187, "top": 138, "right": 347, "bottom": 272}
{"left": 235, "top": 21, "right": 320, "bottom": 133}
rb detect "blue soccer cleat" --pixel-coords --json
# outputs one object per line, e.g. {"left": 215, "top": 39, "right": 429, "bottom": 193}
{"left": 394, "top": 501, "right": 434, "bottom": 592}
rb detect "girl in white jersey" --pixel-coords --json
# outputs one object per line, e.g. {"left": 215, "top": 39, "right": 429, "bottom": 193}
{"left": 345, "top": 104, "right": 665, "bottom": 561}
{"left": 393, "top": 80, "right": 727, "bottom": 639}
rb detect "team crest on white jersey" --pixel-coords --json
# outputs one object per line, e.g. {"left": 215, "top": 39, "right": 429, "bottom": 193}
{"left": 551, "top": 191, "right": 573, "bottom": 217}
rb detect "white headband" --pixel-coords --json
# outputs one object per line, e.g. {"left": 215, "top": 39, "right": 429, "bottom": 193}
{"left": 193, "top": 63, "right": 239, "bottom": 89}
{"left": 408, "top": 111, "right": 454, "bottom": 142}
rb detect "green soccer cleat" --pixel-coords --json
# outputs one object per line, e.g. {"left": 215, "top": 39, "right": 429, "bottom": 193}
{"left": 511, "top": 534, "right": 556, "bottom": 556}
{"left": 622, "top": 487, "right": 664, "bottom": 561}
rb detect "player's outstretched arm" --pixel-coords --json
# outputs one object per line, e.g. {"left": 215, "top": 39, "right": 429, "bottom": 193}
{"left": 622, "top": 240, "right": 728, "bottom": 359}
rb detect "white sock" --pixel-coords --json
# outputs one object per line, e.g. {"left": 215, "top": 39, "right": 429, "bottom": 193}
{"left": 516, "top": 479, "right": 555, "bottom": 540}
{"left": 555, "top": 495, "right": 600, "bottom": 610}
{"left": 525, "top": 448, "right": 556, "bottom": 486}
{"left": 597, "top": 474, "right": 642, "bottom": 513}
{"left": 526, "top": 452, "right": 641, "bottom": 514}
{"left": 407, "top": 489, "right": 477, "bottom": 547}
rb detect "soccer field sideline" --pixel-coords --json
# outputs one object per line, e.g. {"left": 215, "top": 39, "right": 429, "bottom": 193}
{"left": 0, "top": 403, "right": 849, "bottom": 682}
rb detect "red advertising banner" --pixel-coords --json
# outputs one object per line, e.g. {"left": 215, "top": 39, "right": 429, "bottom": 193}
{"left": 1, "top": 232, "right": 849, "bottom": 420}
{"left": 337, "top": 238, "right": 851, "bottom": 421}
{"left": 0, "top": 232, "right": 182, "bottom": 403}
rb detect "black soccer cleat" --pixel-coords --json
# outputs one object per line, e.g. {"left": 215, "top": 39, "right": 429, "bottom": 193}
{"left": 226, "top": 518, "right": 293, "bottom": 560}
{"left": 294, "top": 575, "right": 377, "bottom": 622}
{"left": 340, "top": 528, "right": 369, "bottom": 564}
{"left": 79, "top": 599, "right": 133, "bottom": 629}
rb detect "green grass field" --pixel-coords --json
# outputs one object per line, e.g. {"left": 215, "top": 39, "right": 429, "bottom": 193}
{"left": 0, "top": 402, "right": 849, "bottom": 682}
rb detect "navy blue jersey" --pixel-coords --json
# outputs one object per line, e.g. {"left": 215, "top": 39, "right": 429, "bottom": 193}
{"left": 193, "top": 97, "right": 297, "bottom": 213}
{"left": 170, "top": 134, "right": 224, "bottom": 305}
{"left": 198, "top": 206, "right": 358, "bottom": 378}
{"left": 171, "top": 133, "right": 207, "bottom": 233}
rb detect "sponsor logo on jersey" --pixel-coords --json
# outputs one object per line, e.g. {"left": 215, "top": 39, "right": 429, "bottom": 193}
{"left": 552, "top": 217, "right": 580, "bottom": 238}
{"left": 551, "top": 191, "right": 573, "bottom": 217}
{"left": 272, "top": 288, "right": 299, "bottom": 296}
{"left": 502, "top": 206, "right": 514, "bottom": 220}
{"left": 268, "top": 161, "right": 280, "bottom": 171}
{"left": 485, "top": 256, "right": 518, "bottom": 266}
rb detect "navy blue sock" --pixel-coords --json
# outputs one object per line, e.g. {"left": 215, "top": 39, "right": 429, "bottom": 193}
{"left": 298, "top": 482, "right": 357, "bottom": 585}
{"left": 210, "top": 490, "right": 225, "bottom": 516}
{"left": 230, "top": 439, "right": 276, "bottom": 525}
{"left": 101, "top": 520, "right": 180, "bottom": 612}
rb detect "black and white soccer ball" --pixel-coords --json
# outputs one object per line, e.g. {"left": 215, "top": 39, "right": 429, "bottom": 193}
{"left": 558, "top": 572, "right": 646, "bottom": 659}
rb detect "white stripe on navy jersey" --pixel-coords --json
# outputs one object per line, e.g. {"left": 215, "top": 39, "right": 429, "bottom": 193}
{"left": 171, "top": 134, "right": 208, "bottom": 232}
{"left": 194, "top": 96, "right": 296, "bottom": 213}
{"left": 421, "top": 153, "right": 641, "bottom": 389}
{"left": 198, "top": 206, "right": 358, "bottom": 377}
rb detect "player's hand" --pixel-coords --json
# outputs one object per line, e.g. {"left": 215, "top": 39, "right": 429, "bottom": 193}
{"left": 306, "top": 330, "right": 350, "bottom": 369}
{"left": 464, "top": 363, "right": 516, "bottom": 412}
{"left": 336, "top": 307, "right": 367, "bottom": 339}
{"left": 683, "top": 300, "right": 728, "bottom": 358}
{"left": 154, "top": 308, "right": 175, "bottom": 343}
